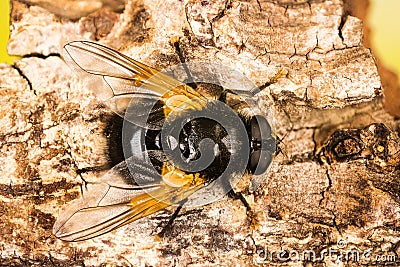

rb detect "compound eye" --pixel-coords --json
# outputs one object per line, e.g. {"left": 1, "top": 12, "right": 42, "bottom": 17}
{"left": 250, "top": 115, "right": 271, "bottom": 141}
{"left": 249, "top": 150, "right": 273, "bottom": 175}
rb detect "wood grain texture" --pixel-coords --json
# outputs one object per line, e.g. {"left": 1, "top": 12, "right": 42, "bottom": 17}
{"left": 2, "top": 0, "right": 399, "bottom": 266}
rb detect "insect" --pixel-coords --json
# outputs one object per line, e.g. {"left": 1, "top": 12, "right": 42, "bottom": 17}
{"left": 53, "top": 41, "right": 276, "bottom": 241}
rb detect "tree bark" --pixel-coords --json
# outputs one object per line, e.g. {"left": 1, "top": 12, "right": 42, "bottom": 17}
{"left": 1, "top": 0, "right": 399, "bottom": 266}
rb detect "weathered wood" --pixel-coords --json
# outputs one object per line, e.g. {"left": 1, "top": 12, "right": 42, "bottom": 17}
{"left": 1, "top": 0, "right": 399, "bottom": 266}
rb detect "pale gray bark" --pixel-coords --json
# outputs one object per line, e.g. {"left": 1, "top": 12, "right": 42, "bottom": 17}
{"left": 1, "top": 0, "right": 399, "bottom": 266}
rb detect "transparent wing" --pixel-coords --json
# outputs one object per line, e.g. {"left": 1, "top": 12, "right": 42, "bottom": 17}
{"left": 63, "top": 41, "right": 204, "bottom": 129}
{"left": 52, "top": 156, "right": 200, "bottom": 241}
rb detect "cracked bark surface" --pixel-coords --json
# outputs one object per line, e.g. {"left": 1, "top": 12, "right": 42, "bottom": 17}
{"left": 1, "top": 0, "right": 400, "bottom": 266}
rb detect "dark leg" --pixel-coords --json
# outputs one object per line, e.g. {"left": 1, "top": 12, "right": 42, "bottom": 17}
{"left": 156, "top": 200, "right": 186, "bottom": 240}
{"left": 253, "top": 69, "right": 288, "bottom": 93}
{"left": 227, "top": 187, "right": 258, "bottom": 226}
{"left": 76, "top": 165, "right": 112, "bottom": 194}
{"left": 171, "top": 38, "right": 197, "bottom": 89}
{"left": 76, "top": 165, "right": 111, "bottom": 175}
{"left": 227, "top": 189, "right": 252, "bottom": 211}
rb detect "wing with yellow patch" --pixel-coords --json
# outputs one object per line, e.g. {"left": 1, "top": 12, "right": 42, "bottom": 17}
{"left": 53, "top": 156, "right": 205, "bottom": 241}
{"left": 63, "top": 41, "right": 206, "bottom": 129}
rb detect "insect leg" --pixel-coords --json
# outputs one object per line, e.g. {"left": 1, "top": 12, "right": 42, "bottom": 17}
{"left": 228, "top": 189, "right": 259, "bottom": 226}
{"left": 253, "top": 69, "right": 288, "bottom": 92}
{"left": 76, "top": 165, "right": 112, "bottom": 174}
{"left": 155, "top": 199, "right": 187, "bottom": 239}
{"left": 170, "top": 37, "right": 197, "bottom": 89}
{"left": 227, "top": 190, "right": 251, "bottom": 211}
